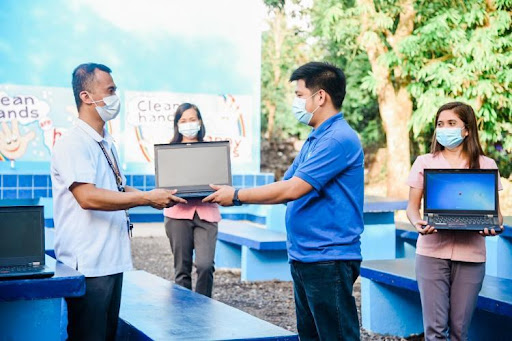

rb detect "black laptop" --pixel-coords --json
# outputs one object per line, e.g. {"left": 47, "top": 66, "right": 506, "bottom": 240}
{"left": 423, "top": 169, "right": 501, "bottom": 231}
{"left": 0, "top": 206, "right": 54, "bottom": 280}
{"left": 154, "top": 141, "right": 232, "bottom": 198}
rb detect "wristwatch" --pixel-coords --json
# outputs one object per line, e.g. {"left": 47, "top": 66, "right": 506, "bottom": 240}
{"left": 232, "top": 188, "right": 243, "bottom": 206}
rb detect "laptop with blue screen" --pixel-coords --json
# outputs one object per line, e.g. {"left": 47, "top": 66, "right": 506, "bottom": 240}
{"left": 0, "top": 206, "right": 54, "bottom": 280}
{"left": 423, "top": 169, "right": 501, "bottom": 231}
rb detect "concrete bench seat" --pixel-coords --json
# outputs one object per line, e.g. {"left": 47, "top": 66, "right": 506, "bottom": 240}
{"left": 117, "top": 270, "right": 298, "bottom": 340}
{"left": 394, "top": 223, "right": 512, "bottom": 280}
{"left": 395, "top": 228, "right": 418, "bottom": 259}
{"left": 360, "top": 258, "right": 512, "bottom": 339}
{"left": 215, "top": 220, "right": 291, "bottom": 281}
{"left": 0, "top": 255, "right": 85, "bottom": 341}
{"left": 128, "top": 204, "right": 275, "bottom": 225}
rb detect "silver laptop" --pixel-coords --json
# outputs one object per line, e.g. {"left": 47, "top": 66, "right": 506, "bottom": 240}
{"left": 0, "top": 206, "right": 54, "bottom": 280}
{"left": 423, "top": 169, "right": 501, "bottom": 231}
{"left": 154, "top": 141, "right": 232, "bottom": 198}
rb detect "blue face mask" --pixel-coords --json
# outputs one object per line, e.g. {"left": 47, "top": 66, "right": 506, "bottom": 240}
{"left": 292, "top": 91, "right": 320, "bottom": 125}
{"left": 436, "top": 127, "right": 465, "bottom": 149}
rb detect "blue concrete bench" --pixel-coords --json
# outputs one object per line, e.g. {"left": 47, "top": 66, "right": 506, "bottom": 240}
{"left": 215, "top": 219, "right": 291, "bottom": 281}
{"left": 395, "top": 228, "right": 418, "bottom": 259}
{"left": 0, "top": 255, "right": 85, "bottom": 341}
{"left": 486, "top": 219, "right": 512, "bottom": 279}
{"left": 394, "top": 222, "right": 512, "bottom": 279}
{"left": 360, "top": 258, "right": 512, "bottom": 339}
{"left": 128, "top": 203, "right": 277, "bottom": 225}
{"left": 117, "top": 270, "right": 298, "bottom": 340}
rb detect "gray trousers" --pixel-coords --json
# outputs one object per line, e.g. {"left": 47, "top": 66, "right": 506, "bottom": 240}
{"left": 164, "top": 213, "right": 218, "bottom": 297}
{"left": 416, "top": 254, "right": 485, "bottom": 341}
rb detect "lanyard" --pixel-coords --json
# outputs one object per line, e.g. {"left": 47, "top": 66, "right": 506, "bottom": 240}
{"left": 98, "top": 142, "right": 124, "bottom": 192}
{"left": 98, "top": 142, "right": 133, "bottom": 237}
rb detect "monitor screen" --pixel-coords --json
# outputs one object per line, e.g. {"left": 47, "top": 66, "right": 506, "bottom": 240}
{"left": 156, "top": 142, "right": 231, "bottom": 189}
{"left": 425, "top": 172, "right": 496, "bottom": 211}
{"left": 0, "top": 207, "right": 43, "bottom": 260}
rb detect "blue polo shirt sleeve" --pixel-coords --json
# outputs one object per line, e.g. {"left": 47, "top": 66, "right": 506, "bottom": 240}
{"left": 283, "top": 154, "right": 301, "bottom": 181}
{"left": 52, "top": 138, "right": 98, "bottom": 189}
{"left": 294, "top": 137, "right": 350, "bottom": 191}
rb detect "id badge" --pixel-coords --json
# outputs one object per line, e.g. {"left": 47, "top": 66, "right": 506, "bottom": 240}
{"left": 125, "top": 210, "right": 133, "bottom": 237}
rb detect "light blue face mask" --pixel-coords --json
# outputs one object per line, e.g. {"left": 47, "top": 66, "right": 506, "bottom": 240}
{"left": 436, "top": 127, "right": 465, "bottom": 149}
{"left": 291, "top": 91, "right": 320, "bottom": 125}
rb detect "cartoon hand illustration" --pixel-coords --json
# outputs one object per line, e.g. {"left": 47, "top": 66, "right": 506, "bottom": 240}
{"left": 0, "top": 119, "right": 36, "bottom": 160}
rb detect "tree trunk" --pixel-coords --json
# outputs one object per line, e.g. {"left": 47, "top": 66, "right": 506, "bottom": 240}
{"left": 378, "top": 85, "right": 413, "bottom": 198}
{"left": 357, "top": 0, "right": 415, "bottom": 198}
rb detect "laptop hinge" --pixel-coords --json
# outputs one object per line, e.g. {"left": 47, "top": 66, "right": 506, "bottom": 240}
{"left": 30, "top": 262, "right": 41, "bottom": 266}
{"left": 427, "top": 213, "right": 435, "bottom": 217}
{"left": 487, "top": 214, "right": 494, "bottom": 218}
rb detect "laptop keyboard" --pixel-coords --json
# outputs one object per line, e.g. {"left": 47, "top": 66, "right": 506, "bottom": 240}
{"left": 432, "top": 216, "right": 494, "bottom": 225}
{"left": 0, "top": 265, "right": 45, "bottom": 274}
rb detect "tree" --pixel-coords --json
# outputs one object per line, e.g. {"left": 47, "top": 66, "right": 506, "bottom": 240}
{"left": 261, "top": 0, "right": 313, "bottom": 140}
{"left": 403, "top": 0, "right": 512, "bottom": 177}
{"left": 312, "top": 0, "right": 512, "bottom": 198}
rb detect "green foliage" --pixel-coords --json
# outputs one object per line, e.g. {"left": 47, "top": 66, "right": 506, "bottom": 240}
{"left": 308, "top": 0, "right": 511, "bottom": 177}
{"left": 400, "top": 0, "right": 512, "bottom": 176}
{"left": 310, "top": 0, "right": 385, "bottom": 151}
{"left": 260, "top": 2, "right": 319, "bottom": 140}
{"left": 264, "top": 0, "right": 285, "bottom": 10}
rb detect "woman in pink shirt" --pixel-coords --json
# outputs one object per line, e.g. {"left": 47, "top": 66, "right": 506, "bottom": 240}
{"left": 406, "top": 102, "right": 504, "bottom": 341}
{"left": 163, "top": 103, "right": 221, "bottom": 297}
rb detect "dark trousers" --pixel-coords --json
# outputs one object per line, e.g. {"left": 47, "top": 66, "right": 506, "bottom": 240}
{"left": 164, "top": 214, "right": 218, "bottom": 297}
{"left": 290, "top": 260, "right": 361, "bottom": 341}
{"left": 65, "top": 273, "right": 123, "bottom": 341}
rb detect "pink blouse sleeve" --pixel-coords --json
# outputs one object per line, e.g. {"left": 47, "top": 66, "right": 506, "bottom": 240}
{"left": 407, "top": 155, "right": 425, "bottom": 189}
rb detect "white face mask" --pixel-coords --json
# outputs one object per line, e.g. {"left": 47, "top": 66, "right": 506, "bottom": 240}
{"left": 178, "top": 121, "right": 201, "bottom": 138}
{"left": 292, "top": 91, "right": 320, "bottom": 125}
{"left": 88, "top": 93, "right": 121, "bottom": 122}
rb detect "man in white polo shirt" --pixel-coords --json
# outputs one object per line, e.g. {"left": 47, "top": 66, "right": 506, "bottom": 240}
{"left": 51, "top": 63, "right": 186, "bottom": 341}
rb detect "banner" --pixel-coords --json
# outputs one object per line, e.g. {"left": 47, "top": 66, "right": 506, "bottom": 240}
{"left": 0, "top": 85, "right": 77, "bottom": 162}
{"left": 0, "top": 85, "right": 256, "bottom": 173}
{"left": 124, "top": 91, "right": 254, "bottom": 165}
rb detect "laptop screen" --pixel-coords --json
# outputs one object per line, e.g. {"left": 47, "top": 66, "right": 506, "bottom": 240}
{"left": 155, "top": 141, "right": 231, "bottom": 191}
{"left": 0, "top": 206, "right": 44, "bottom": 266}
{"left": 424, "top": 170, "right": 497, "bottom": 212}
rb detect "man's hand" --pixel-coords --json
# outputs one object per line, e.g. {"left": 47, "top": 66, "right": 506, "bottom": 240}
{"left": 203, "top": 184, "right": 236, "bottom": 206}
{"left": 145, "top": 189, "right": 187, "bottom": 209}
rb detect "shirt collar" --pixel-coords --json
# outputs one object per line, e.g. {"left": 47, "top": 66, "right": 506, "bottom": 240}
{"left": 309, "top": 112, "right": 344, "bottom": 140}
{"left": 76, "top": 119, "right": 114, "bottom": 146}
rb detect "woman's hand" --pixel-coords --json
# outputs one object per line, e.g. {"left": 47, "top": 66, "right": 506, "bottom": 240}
{"left": 414, "top": 219, "right": 436, "bottom": 235}
{"left": 479, "top": 225, "right": 504, "bottom": 237}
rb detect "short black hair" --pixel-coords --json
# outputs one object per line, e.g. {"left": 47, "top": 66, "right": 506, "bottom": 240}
{"left": 72, "top": 63, "right": 112, "bottom": 110}
{"left": 289, "top": 62, "right": 346, "bottom": 110}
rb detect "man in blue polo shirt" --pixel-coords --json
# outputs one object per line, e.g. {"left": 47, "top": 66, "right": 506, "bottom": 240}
{"left": 204, "top": 61, "right": 364, "bottom": 340}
